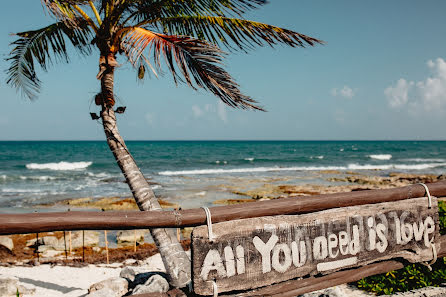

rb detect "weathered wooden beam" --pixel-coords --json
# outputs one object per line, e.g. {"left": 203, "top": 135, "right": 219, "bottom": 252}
{"left": 192, "top": 198, "right": 440, "bottom": 295}
{"left": 0, "top": 181, "right": 445, "bottom": 235}
{"left": 225, "top": 234, "right": 446, "bottom": 297}
{"left": 123, "top": 235, "right": 446, "bottom": 297}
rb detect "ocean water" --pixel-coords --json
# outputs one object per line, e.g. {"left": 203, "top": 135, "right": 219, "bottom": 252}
{"left": 0, "top": 141, "right": 445, "bottom": 213}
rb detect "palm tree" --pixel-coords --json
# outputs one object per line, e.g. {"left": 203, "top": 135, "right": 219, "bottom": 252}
{"left": 6, "top": 0, "right": 323, "bottom": 288}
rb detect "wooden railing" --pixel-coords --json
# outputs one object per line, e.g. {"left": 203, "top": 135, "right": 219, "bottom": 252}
{"left": 1, "top": 180, "right": 445, "bottom": 297}
{"left": 1, "top": 181, "right": 445, "bottom": 234}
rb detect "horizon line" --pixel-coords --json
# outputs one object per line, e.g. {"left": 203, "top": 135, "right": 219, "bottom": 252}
{"left": 0, "top": 139, "right": 445, "bottom": 142}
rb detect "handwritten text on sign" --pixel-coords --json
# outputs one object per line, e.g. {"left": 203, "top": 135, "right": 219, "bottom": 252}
{"left": 192, "top": 197, "right": 439, "bottom": 295}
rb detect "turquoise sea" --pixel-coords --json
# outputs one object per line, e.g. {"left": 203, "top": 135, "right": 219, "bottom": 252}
{"left": 0, "top": 141, "right": 445, "bottom": 213}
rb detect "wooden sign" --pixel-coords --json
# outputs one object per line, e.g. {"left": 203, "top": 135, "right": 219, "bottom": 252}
{"left": 192, "top": 197, "right": 439, "bottom": 295}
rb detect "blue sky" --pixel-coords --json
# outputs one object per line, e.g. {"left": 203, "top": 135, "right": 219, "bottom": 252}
{"left": 1, "top": 0, "right": 446, "bottom": 140}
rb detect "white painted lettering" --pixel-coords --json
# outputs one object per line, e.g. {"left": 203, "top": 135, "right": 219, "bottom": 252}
{"left": 394, "top": 216, "right": 402, "bottom": 244}
{"left": 375, "top": 223, "right": 388, "bottom": 253}
{"left": 291, "top": 241, "right": 306, "bottom": 267}
{"left": 413, "top": 221, "right": 425, "bottom": 242}
{"left": 253, "top": 235, "right": 278, "bottom": 273}
{"left": 401, "top": 223, "right": 413, "bottom": 244}
{"left": 328, "top": 234, "right": 339, "bottom": 258}
{"left": 424, "top": 216, "right": 435, "bottom": 247}
{"left": 367, "top": 217, "right": 376, "bottom": 251}
{"left": 272, "top": 243, "right": 292, "bottom": 273}
{"left": 235, "top": 245, "right": 245, "bottom": 275}
{"left": 224, "top": 246, "right": 236, "bottom": 277}
{"left": 349, "top": 225, "right": 360, "bottom": 255}
{"left": 200, "top": 249, "right": 226, "bottom": 281}
{"left": 338, "top": 231, "right": 349, "bottom": 255}
{"left": 313, "top": 236, "right": 328, "bottom": 260}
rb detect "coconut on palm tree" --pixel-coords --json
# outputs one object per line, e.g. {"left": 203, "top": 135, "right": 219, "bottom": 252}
{"left": 6, "top": 0, "right": 322, "bottom": 288}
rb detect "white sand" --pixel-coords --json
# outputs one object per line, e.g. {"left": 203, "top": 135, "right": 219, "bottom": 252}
{"left": 1, "top": 264, "right": 120, "bottom": 296}
{"left": 0, "top": 254, "right": 166, "bottom": 297}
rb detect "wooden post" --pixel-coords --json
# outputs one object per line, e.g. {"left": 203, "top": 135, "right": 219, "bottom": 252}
{"left": 36, "top": 233, "right": 39, "bottom": 263}
{"left": 134, "top": 230, "right": 137, "bottom": 253}
{"left": 69, "top": 231, "right": 72, "bottom": 254}
{"left": 104, "top": 230, "right": 109, "bottom": 265}
{"left": 82, "top": 230, "right": 85, "bottom": 262}
{"left": 63, "top": 231, "right": 67, "bottom": 261}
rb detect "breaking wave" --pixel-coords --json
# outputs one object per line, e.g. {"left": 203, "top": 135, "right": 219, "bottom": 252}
{"left": 368, "top": 154, "right": 392, "bottom": 160}
{"left": 159, "top": 162, "right": 446, "bottom": 176}
{"left": 26, "top": 161, "right": 92, "bottom": 171}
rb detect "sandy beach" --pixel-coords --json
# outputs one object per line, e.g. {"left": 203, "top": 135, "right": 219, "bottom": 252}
{"left": 1, "top": 171, "right": 445, "bottom": 296}
{"left": 0, "top": 252, "right": 169, "bottom": 297}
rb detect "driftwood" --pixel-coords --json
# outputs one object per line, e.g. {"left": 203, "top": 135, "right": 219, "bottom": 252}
{"left": 0, "top": 181, "right": 446, "bottom": 235}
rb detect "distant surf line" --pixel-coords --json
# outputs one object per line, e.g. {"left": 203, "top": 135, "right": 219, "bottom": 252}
{"left": 159, "top": 162, "right": 446, "bottom": 176}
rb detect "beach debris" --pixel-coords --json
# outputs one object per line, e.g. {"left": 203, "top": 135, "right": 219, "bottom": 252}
{"left": 120, "top": 266, "right": 136, "bottom": 282}
{"left": 390, "top": 285, "right": 446, "bottom": 296}
{"left": 213, "top": 198, "right": 256, "bottom": 205}
{"left": 299, "top": 284, "right": 374, "bottom": 297}
{"left": 88, "top": 277, "right": 128, "bottom": 297}
{"left": 131, "top": 274, "right": 169, "bottom": 295}
{"left": 25, "top": 231, "right": 99, "bottom": 252}
{"left": 116, "top": 230, "right": 146, "bottom": 247}
{"left": 0, "top": 275, "right": 36, "bottom": 297}
{"left": 0, "top": 236, "right": 13, "bottom": 252}
{"left": 86, "top": 287, "right": 117, "bottom": 297}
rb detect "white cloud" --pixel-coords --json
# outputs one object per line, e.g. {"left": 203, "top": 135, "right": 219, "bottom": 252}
{"left": 217, "top": 101, "right": 228, "bottom": 123}
{"left": 385, "top": 58, "right": 446, "bottom": 113}
{"left": 191, "top": 102, "right": 227, "bottom": 123}
{"left": 416, "top": 58, "right": 446, "bottom": 111}
{"left": 331, "top": 85, "right": 355, "bottom": 99}
{"left": 192, "top": 105, "right": 203, "bottom": 118}
{"left": 384, "top": 79, "right": 413, "bottom": 108}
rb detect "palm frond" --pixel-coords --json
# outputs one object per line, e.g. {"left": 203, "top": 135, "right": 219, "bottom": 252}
{"left": 6, "top": 20, "right": 93, "bottom": 99}
{"left": 41, "top": 0, "right": 89, "bottom": 26}
{"left": 126, "top": 0, "right": 267, "bottom": 25}
{"left": 147, "top": 16, "right": 324, "bottom": 52}
{"left": 122, "top": 27, "right": 263, "bottom": 110}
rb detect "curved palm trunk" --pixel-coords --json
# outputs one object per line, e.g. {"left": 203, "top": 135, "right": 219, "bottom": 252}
{"left": 99, "top": 58, "right": 191, "bottom": 288}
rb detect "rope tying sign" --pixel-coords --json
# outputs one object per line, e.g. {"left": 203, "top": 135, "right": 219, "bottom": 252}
{"left": 201, "top": 206, "right": 219, "bottom": 296}
{"left": 417, "top": 183, "right": 437, "bottom": 270}
{"left": 201, "top": 206, "right": 215, "bottom": 242}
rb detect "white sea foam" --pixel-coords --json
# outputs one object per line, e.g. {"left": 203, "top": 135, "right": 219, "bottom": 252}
{"left": 159, "top": 162, "right": 446, "bottom": 176}
{"left": 2, "top": 188, "right": 38, "bottom": 193}
{"left": 244, "top": 158, "right": 255, "bottom": 162}
{"left": 87, "top": 172, "right": 111, "bottom": 178}
{"left": 159, "top": 166, "right": 343, "bottom": 176}
{"left": 20, "top": 176, "right": 57, "bottom": 181}
{"left": 26, "top": 161, "right": 92, "bottom": 171}
{"left": 403, "top": 158, "right": 446, "bottom": 163}
{"left": 369, "top": 154, "right": 392, "bottom": 160}
{"left": 347, "top": 163, "right": 446, "bottom": 170}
